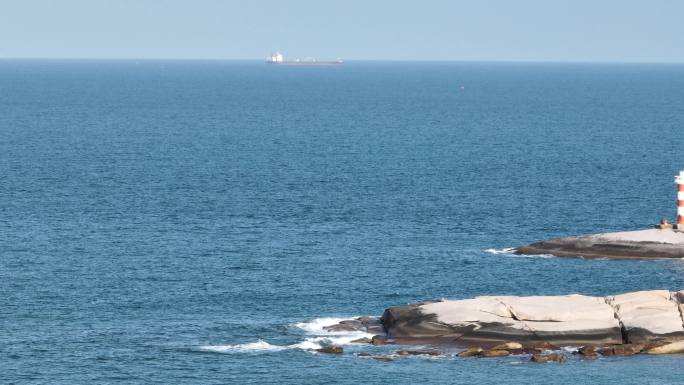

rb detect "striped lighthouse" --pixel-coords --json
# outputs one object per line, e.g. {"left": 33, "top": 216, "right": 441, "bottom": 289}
{"left": 677, "top": 170, "right": 684, "bottom": 226}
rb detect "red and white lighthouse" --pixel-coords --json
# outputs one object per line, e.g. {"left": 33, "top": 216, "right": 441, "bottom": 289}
{"left": 676, "top": 170, "right": 684, "bottom": 226}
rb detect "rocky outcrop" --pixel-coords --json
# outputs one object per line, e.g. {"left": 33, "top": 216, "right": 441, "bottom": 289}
{"left": 375, "top": 289, "right": 684, "bottom": 350}
{"left": 515, "top": 229, "right": 684, "bottom": 259}
{"left": 381, "top": 294, "right": 623, "bottom": 346}
{"left": 607, "top": 290, "right": 684, "bottom": 344}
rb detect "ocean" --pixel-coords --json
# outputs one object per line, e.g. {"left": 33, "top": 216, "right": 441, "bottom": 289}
{"left": 1, "top": 60, "right": 684, "bottom": 384}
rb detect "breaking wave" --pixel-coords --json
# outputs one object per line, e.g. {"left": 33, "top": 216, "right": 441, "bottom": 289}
{"left": 485, "top": 248, "right": 556, "bottom": 259}
{"left": 293, "top": 317, "right": 352, "bottom": 334}
{"left": 200, "top": 316, "right": 374, "bottom": 354}
{"left": 198, "top": 340, "right": 286, "bottom": 353}
{"left": 484, "top": 247, "right": 517, "bottom": 255}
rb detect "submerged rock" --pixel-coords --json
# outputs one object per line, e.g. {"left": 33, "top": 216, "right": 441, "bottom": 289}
{"left": 371, "top": 355, "right": 395, "bottom": 362}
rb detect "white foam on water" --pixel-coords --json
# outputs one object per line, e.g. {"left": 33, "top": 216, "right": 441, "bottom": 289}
{"left": 198, "top": 340, "right": 286, "bottom": 353}
{"left": 512, "top": 253, "right": 556, "bottom": 259}
{"left": 293, "top": 317, "right": 352, "bottom": 334}
{"left": 293, "top": 335, "right": 373, "bottom": 350}
{"left": 485, "top": 248, "right": 556, "bottom": 259}
{"left": 485, "top": 247, "right": 517, "bottom": 255}
{"left": 202, "top": 316, "right": 375, "bottom": 354}
{"left": 199, "top": 335, "right": 370, "bottom": 354}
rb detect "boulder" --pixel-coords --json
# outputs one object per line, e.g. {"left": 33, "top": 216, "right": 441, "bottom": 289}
{"left": 396, "top": 350, "right": 444, "bottom": 356}
{"left": 457, "top": 347, "right": 483, "bottom": 357}
{"left": 598, "top": 344, "right": 644, "bottom": 356}
{"left": 480, "top": 349, "right": 510, "bottom": 358}
{"left": 316, "top": 346, "right": 343, "bottom": 354}
{"left": 371, "top": 335, "right": 390, "bottom": 345}
{"left": 577, "top": 345, "right": 598, "bottom": 358}
{"left": 531, "top": 353, "right": 566, "bottom": 363}
{"left": 358, "top": 317, "right": 385, "bottom": 334}
{"left": 491, "top": 342, "right": 523, "bottom": 350}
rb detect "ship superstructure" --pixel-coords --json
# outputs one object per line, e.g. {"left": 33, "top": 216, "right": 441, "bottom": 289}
{"left": 266, "top": 52, "right": 342, "bottom": 66}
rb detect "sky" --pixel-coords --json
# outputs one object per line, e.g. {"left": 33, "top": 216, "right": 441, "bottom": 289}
{"left": 1, "top": 0, "right": 683, "bottom": 62}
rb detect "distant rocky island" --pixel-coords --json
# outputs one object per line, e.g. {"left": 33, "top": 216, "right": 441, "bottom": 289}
{"left": 515, "top": 228, "right": 684, "bottom": 259}
{"left": 325, "top": 289, "right": 684, "bottom": 360}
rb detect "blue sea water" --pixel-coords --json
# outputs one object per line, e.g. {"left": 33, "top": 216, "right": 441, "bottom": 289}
{"left": 1, "top": 60, "right": 684, "bottom": 384}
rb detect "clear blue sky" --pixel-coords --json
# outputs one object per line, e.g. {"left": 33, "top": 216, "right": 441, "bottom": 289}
{"left": 1, "top": 0, "right": 683, "bottom": 62}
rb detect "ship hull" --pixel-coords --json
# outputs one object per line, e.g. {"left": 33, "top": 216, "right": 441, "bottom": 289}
{"left": 266, "top": 61, "right": 343, "bottom": 66}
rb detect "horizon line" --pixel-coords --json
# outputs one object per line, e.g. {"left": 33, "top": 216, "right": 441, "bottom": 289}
{"left": 1, "top": 57, "right": 684, "bottom": 65}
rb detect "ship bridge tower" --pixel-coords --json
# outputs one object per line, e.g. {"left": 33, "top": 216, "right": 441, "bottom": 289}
{"left": 676, "top": 170, "right": 684, "bottom": 226}
{"left": 268, "top": 52, "right": 284, "bottom": 63}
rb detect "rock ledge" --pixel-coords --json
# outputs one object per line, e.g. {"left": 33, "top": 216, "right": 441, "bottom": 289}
{"left": 515, "top": 229, "right": 684, "bottom": 259}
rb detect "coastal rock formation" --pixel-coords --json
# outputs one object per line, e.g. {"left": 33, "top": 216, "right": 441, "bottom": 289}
{"left": 607, "top": 290, "right": 684, "bottom": 344}
{"left": 515, "top": 229, "right": 684, "bottom": 259}
{"left": 381, "top": 294, "right": 624, "bottom": 346}
{"left": 323, "top": 289, "right": 684, "bottom": 353}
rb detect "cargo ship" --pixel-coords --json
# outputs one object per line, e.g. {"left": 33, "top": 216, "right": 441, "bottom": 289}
{"left": 266, "top": 52, "right": 343, "bottom": 66}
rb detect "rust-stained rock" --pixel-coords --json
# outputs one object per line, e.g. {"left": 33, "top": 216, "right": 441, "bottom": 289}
{"left": 531, "top": 353, "right": 566, "bottom": 363}
{"left": 577, "top": 345, "right": 599, "bottom": 358}
{"left": 492, "top": 342, "right": 522, "bottom": 351}
{"left": 479, "top": 349, "right": 510, "bottom": 358}
{"left": 396, "top": 350, "right": 443, "bottom": 356}
{"left": 457, "top": 347, "right": 483, "bottom": 357}
{"left": 599, "top": 344, "right": 644, "bottom": 356}
{"left": 316, "top": 346, "right": 343, "bottom": 354}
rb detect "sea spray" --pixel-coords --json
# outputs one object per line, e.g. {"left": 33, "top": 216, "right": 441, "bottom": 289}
{"left": 200, "top": 317, "right": 374, "bottom": 354}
